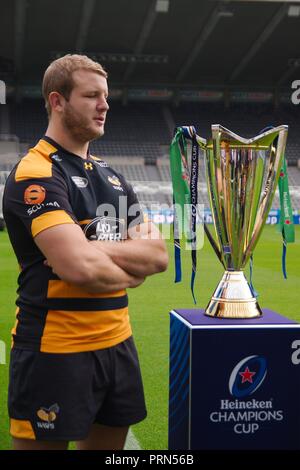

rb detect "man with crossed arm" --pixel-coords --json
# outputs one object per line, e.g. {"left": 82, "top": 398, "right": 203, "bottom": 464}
{"left": 3, "top": 54, "right": 168, "bottom": 450}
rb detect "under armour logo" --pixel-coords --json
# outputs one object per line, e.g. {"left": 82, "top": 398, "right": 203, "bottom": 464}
{"left": 84, "top": 162, "right": 93, "bottom": 171}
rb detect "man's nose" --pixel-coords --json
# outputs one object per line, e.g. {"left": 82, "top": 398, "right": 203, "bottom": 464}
{"left": 97, "top": 98, "right": 109, "bottom": 111}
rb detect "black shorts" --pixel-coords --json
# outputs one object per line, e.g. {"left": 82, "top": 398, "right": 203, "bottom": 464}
{"left": 8, "top": 336, "right": 147, "bottom": 441}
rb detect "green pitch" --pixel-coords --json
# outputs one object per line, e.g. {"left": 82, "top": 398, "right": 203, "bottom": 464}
{"left": 0, "top": 226, "right": 299, "bottom": 450}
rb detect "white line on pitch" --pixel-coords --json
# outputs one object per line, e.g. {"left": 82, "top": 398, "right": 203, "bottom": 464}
{"left": 124, "top": 428, "right": 142, "bottom": 450}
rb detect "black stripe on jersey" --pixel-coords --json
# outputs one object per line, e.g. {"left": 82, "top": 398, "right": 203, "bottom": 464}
{"left": 46, "top": 295, "right": 128, "bottom": 311}
{"left": 16, "top": 294, "right": 128, "bottom": 313}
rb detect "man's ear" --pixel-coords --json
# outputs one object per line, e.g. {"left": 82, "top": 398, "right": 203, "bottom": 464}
{"left": 48, "top": 91, "right": 65, "bottom": 114}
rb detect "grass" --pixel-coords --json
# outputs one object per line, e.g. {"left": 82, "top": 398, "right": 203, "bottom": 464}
{"left": 0, "top": 225, "right": 299, "bottom": 450}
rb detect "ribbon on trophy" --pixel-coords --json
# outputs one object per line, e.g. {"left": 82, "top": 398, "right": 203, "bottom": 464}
{"left": 278, "top": 157, "right": 295, "bottom": 278}
{"left": 260, "top": 126, "right": 295, "bottom": 279}
{"left": 169, "top": 126, "right": 199, "bottom": 303}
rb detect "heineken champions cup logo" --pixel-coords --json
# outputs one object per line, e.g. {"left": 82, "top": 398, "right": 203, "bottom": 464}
{"left": 229, "top": 355, "right": 267, "bottom": 398}
{"left": 209, "top": 355, "right": 283, "bottom": 435}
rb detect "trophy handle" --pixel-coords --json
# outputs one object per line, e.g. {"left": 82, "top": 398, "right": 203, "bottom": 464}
{"left": 242, "top": 127, "right": 288, "bottom": 266}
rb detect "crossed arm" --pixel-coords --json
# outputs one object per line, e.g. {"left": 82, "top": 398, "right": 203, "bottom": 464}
{"left": 35, "top": 221, "right": 168, "bottom": 294}
{"left": 90, "top": 221, "right": 168, "bottom": 278}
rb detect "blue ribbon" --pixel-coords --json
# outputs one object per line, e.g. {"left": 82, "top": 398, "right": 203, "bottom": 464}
{"left": 282, "top": 239, "right": 287, "bottom": 280}
{"left": 249, "top": 254, "right": 258, "bottom": 298}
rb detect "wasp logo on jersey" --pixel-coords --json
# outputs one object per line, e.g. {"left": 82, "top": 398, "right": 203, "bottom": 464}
{"left": 84, "top": 217, "right": 126, "bottom": 241}
{"left": 108, "top": 175, "right": 124, "bottom": 191}
{"left": 108, "top": 176, "right": 121, "bottom": 186}
{"left": 36, "top": 403, "right": 60, "bottom": 430}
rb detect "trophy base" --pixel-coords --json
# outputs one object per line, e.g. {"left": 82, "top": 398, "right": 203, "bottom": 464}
{"left": 205, "top": 270, "right": 262, "bottom": 319}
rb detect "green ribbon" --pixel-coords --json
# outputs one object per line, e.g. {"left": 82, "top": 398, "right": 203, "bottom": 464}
{"left": 278, "top": 156, "right": 295, "bottom": 278}
{"left": 170, "top": 126, "right": 200, "bottom": 303}
{"left": 170, "top": 128, "right": 191, "bottom": 238}
{"left": 278, "top": 157, "right": 295, "bottom": 243}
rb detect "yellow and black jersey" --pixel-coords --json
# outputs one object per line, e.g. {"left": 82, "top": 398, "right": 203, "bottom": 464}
{"left": 3, "top": 136, "right": 143, "bottom": 353}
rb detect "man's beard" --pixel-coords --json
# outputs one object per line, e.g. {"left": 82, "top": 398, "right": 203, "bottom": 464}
{"left": 62, "top": 103, "right": 104, "bottom": 143}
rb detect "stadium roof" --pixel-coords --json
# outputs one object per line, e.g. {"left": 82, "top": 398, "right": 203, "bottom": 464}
{"left": 1, "top": 0, "right": 300, "bottom": 90}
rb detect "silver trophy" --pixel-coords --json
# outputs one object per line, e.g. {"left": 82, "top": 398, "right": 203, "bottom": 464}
{"left": 199, "top": 125, "right": 288, "bottom": 319}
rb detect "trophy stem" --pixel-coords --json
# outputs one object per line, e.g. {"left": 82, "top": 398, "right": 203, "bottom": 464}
{"left": 205, "top": 271, "right": 262, "bottom": 319}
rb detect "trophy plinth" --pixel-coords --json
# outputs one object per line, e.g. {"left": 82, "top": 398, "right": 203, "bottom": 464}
{"left": 205, "top": 270, "right": 262, "bottom": 319}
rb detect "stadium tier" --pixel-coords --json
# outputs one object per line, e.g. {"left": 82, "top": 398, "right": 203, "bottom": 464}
{"left": 2, "top": 99, "right": 300, "bottom": 210}
{"left": 9, "top": 100, "right": 169, "bottom": 162}
{"left": 98, "top": 102, "right": 170, "bottom": 143}
{"left": 172, "top": 102, "right": 300, "bottom": 165}
{"left": 7, "top": 99, "right": 300, "bottom": 163}
{"left": 10, "top": 100, "right": 47, "bottom": 145}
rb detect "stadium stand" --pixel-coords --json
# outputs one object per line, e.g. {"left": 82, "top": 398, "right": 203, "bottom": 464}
{"left": 0, "top": 134, "right": 20, "bottom": 171}
{"left": 8, "top": 100, "right": 300, "bottom": 164}
{"left": 10, "top": 99, "right": 47, "bottom": 145}
{"left": 110, "top": 161, "right": 153, "bottom": 181}
{"left": 91, "top": 140, "right": 162, "bottom": 160}
{"left": 9, "top": 100, "right": 169, "bottom": 163}
{"left": 4, "top": 99, "right": 300, "bottom": 211}
{"left": 171, "top": 102, "right": 300, "bottom": 165}
{"left": 91, "top": 103, "right": 170, "bottom": 164}
{"left": 98, "top": 102, "right": 170, "bottom": 143}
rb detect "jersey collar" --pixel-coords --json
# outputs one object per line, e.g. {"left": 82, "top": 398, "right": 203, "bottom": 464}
{"left": 42, "top": 135, "right": 91, "bottom": 160}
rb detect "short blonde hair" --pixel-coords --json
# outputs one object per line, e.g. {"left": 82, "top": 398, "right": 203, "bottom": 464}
{"left": 42, "top": 54, "right": 107, "bottom": 117}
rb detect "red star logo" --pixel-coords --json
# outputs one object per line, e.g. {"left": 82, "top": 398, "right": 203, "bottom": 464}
{"left": 285, "top": 220, "right": 291, "bottom": 225}
{"left": 239, "top": 367, "right": 256, "bottom": 383}
{"left": 280, "top": 172, "right": 284, "bottom": 177}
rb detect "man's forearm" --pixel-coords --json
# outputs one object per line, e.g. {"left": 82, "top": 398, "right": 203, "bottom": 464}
{"left": 91, "top": 238, "right": 169, "bottom": 277}
{"left": 37, "top": 224, "right": 145, "bottom": 294}
{"left": 80, "top": 264, "right": 145, "bottom": 294}
{"left": 80, "top": 246, "right": 146, "bottom": 293}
